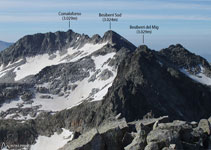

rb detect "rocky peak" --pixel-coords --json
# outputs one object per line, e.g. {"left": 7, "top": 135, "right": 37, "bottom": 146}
{"left": 92, "top": 45, "right": 211, "bottom": 123}
{"left": 159, "top": 44, "right": 211, "bottom": 75}
{"left": 90, "top": 34, "right": 101, "bottom": 44}
{"left": 136, "top": 45, "right": 150, "bottom": 53}
{"left": 102, "top": 30, "right": 136, "bottom": 51}
{"left": 102, "top": 30, "right": 119, "bottom": 41}
{"left": 0, "top": 30, "right": 136, "bottom": 66}
{"left": 161, "top": 43, "right": 191, "bottom": 57}
{"left": 169, "top": 43, "right": 184, "bottom": 49}
{"left": 0, "top": 30, "right": 82, "bottom": 65}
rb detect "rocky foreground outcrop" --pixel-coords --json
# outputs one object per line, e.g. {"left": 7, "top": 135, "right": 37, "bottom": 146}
{"left": 59, "top": 115, "right": 211, "bottom": 150}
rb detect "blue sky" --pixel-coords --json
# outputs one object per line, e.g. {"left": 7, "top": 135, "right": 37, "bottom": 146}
{"left": 0, "top": 0, "right": 211, "bottom": 58}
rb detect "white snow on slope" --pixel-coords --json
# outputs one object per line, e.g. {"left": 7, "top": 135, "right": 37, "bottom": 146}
{"left": 0, "top": 98, "right": 22, "bottom": 112}
{"left": 0, "top": 52, "right": 117, "bottom": 117}
{"left": 32, "top": 52, "right": 117, "bottom": 111}
{"left": 31, "top": 128, "right": 73, "bottom": 150}
{"left": 0, "top": 72, "right": 6, "bottom": 78}
{"left": 92, "top": 82, "right": 113, "bottom": 102}
{"left": 25, "top": 94, "right": 71, "bottom": 112}
{"left": 0, "top": 97, "right": 38, "bottom": 120}
{"left": 0, "top": 42, "right": 107, "bottom": 81}
{"left": 0, "top": 65, "right": 4, "bottom": 77}
{"left": 0, "top": 43, "right": 117, "bottom": 120}
{"left": 0, "top": 59, "right": 23, "bottom": 71}
{"left": 0, "top": 59, "right": 23, "bottom": 78}
{"left": 67, "top": 52, "right": 117, "bottom": 105}
{"left": 180, "top": 65, "right": 211, "bottom": 86}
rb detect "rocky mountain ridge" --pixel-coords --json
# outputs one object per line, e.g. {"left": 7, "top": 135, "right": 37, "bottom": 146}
{"left": 0, "top": 30, "right": 135, "bottom": 66}
{"left": 0, "top": 30, "right": 211, "bottom": 149}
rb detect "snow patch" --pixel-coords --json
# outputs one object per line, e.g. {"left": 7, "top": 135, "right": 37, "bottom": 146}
{"left": 0, "top": 98, "right": 22, "bottom": 112}
{"left": 92, "top": 82, "right": 113, "bottom": 101}
{"left": 63, "top": 52, "right": 117, "bottom": 108}
{"left": 13, "top": 42, "right": 108, "bottom": 81}
{"left": 0, "top": 59, "right": 23, "bottom": 72}
{"left": 31, "top": 128, "right": 73, "bottom": 150}
{"left": 158, "top": 61, "right": 163, "bottom": 67}
{"left": 0, "top": 72, "right": 6, "bottom": 78}
{"left": 0, "top": 48, "right": 117, "bottom": 118}
{"left": 180, "top": 65, "right": 211, "bottom": 86}
{"left": 27, "top": 94, "right": 70, "bottom": 112}
{"left": 66, "top": 42, "right": 108, "bottom": 62}
{"left": 0, "top": 64, "right": 18, "bottom": 78}
{"left": 92, "top": 52, "right": 115, "bottom": 69}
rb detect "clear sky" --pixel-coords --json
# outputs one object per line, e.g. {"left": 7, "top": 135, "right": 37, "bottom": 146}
{"left": 0, "top": 0, "right": 211, "bottom": 59}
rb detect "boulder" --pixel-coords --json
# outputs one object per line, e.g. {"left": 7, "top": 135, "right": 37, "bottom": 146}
{"left": 146, "top": 128, "right": 181, "bottom": 149}
{"left": 60, "top": 128, "right": 105, "bottom": 150}
{"left": 21, "top": 92, "right": 33, "bottom": 101}
{"left": 122, "top": 132, "right": 135, "bottom": 147}
{"left": 208, "top": 116, "right": 211, "bottom": 125}
{"left": 60, "top": 119, "right": 128, "bottom": 150}
{"left": 124, "top": 134, "right": 146, "bottom": 150}
{"left": 198, "top": 119, "right": 211, "bottom": 135}
{"left": 135, "top": 116, "right": 169, "bottom": 132}
{"left": 144, "top": 142, "right": 159, "bottom": 150}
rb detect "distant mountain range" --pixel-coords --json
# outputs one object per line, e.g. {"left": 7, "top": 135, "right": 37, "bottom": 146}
{"left": 0, "top": 40, "right": 13, "bottom": 51}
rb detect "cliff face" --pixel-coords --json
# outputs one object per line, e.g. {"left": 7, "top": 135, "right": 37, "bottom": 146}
{"left": 103, "top": 45, "right": 211, "bottom": 122}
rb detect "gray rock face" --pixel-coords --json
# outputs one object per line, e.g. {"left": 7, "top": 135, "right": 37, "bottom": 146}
{"left": 198, "top": 119, "right": 211, "bottom": 135}
{"left": 159, "top": 44, "right": 211, "bottom": 77}
{"left": 0, "top": 120, "right": 38, "bottom": 145}
{"left": 34, "top": 57, "right": 95, "bottom": 95}
{"left": 0, "top": 112, "right": 211, "bottom": 150}
{"left": 39, "top": 95, "right": 53, "bottom": 99}
{"left": 0, "top": 83, "right": 33, "bottom": 105}
{"left": 147, "top": 129, "right": 180, "bottom": 148}
{"left": 144, "top": 142, "right": 159, "bottom": 150}
{"left": 60, "top": 119, "right": 128, "bottom": 150}
{"left": 60, "top": 128, "right": 105, "bottom": 150}
{"left": 99, "top": 69, "right": 113, "bottom": 80}
{"left": 96, "top": 45, "right": 211, "bottom": 122}
{"left": 0, "top": 30, "right": 136, "bottom": 67}
{"left": 21, "top": 91, "right": 33, "bottom": 101}
{"left": 57, "top": 116, "right": 211, "bottom": 150}
{"left": 102, "top": 30, "right": 136, "bottom": 51}
{"left": 0, "top": 30, "right": 80, "bottom": 65}
{"left": 125, "top": 123, "right": 147, "bottom": 150}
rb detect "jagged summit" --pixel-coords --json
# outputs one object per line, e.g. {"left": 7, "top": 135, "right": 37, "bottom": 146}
{"left": 136, "top": 45, "right": 150, "bottom": 52}
{"left": 102, "top": 30, "right": 120, "bottom": 41}
{"left": 159, "top": 43, "right": 211, "bottom": 76}
{"left": 103, "top": 30, "right": 136, "bottom": 50}
{"left": 0, "top": 30, "right": 136, "bottom": 66}
{"left": 0, "top": 29, "right": 80, "bottom": 65}
{"left": 0, "top": 29, "right": 136, "bottom": 84}
{"left": 168, "top": 43, "right": 184, "bottom": 49}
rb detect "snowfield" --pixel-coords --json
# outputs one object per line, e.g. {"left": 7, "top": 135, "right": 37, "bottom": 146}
{"left": 180, "top": 65, "right": 211, "bottom": 86}
{"left": 30, "top": 128, "right": 73, "bottom": 150}
{"left": 0, "top": 46, "right": 117, "bottom": 120}
{"left": 0, "top": 42, "right": 108, "bottom": 81}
